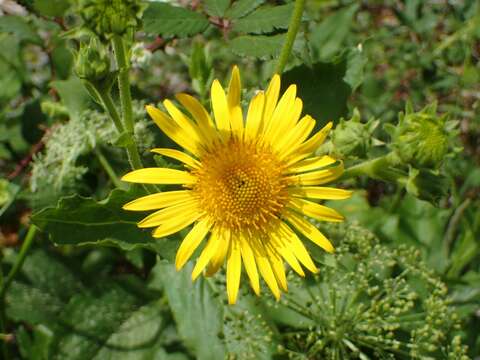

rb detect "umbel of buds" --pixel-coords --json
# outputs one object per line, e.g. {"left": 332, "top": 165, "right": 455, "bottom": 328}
{"left": 385, "top": 102, "right": 458, "bottom": 169}
{"left": 74, "top": 37, "right": 110, "bottom": 81}
{"left": 330, "top": 108, "right": 379, "bottom": 158}
{"left": 79, "top": 0, "right": 144, "bottom": 38}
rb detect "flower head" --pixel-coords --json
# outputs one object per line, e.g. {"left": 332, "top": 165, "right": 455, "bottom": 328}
{"left": 122, "top": 67, "right": 351, "bottom": 304}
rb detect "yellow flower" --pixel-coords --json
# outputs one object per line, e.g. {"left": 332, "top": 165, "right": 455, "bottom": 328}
{"left": 122, "top": 66, "right": 351, "bottom": 304}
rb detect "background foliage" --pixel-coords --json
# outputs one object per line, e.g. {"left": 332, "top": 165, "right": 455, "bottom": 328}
{"left": 0, "top": 0, "right": 479, "bottom": 359}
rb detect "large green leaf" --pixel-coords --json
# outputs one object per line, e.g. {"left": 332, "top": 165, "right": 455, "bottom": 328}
{"left": 6, "top": 249, "right": 84, "bottom": 325}
{"left": 229, "top": 34, "right": 284, "bottom": 59}
{"left": 151, "top": 261, "right": 226, "bottom": 360}
{"left": 309, "top": 4, "right": 359, "bottom": 61}
{"left": 150, "top": 261, "right": 280, "bottom": 360}
{"left": 31, "top": 188, "right": 162, "bottom": 252}
{"left": 143, "top": 3, "right": 209, "bottom": 38}
{"left": 343, "top": 45, "right": 367, "bottom": 91}
{"left": 232, "top": 3, "right": 293, "bottom": 34}
{"left": 203, "top": 0, "right": 230, "bottom": 17}
{"left": 225, "top": 0, "right": 264, "bottom": 19}
{"left": 33, "top": 0, "right": 71, "bottom": 17}
{"left": 282, "top": 62, "right": 351, "bottom": 126}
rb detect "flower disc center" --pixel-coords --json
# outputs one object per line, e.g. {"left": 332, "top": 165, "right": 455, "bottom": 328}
{"left": 193, "top": 138, "right": 289, "bottom": 232}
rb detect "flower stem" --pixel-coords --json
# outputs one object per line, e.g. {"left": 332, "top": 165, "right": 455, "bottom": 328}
{"left": 111, "top": 35, "right": 145, "bottom": 172}
{"left": 275, "top": 0, "right": 305, "bottom": 74}
{"left": 0, "top": 225, "right": 37, "bottom": 360}
{"left": 341, "top": 154, "right": 405, "bottom": 183}
{"left": 94, "top": 84, "right": 124, "bottom": 133}
{"left": 94, "top": 147, "right": 125, "bottom": 189}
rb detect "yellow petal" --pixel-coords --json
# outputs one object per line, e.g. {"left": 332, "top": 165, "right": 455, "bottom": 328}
{"left": 256, "top": 252, "right": 281, "bottom": 300}
{"left": 274, "top": 115, "right": 315, "bottom": 157}
{"left": 227, "top": 237, "right": 242, "bottom": 304}
{"left": 287, "top": 155, "right": 337, "bottom": 174}
{"left": 175, "top": 93, "right": 214, "bottom": 128}
{"left": 264, "top": 85, "right": 297, "bottom": 139}
{"left": 292, "top": 186, "right": 353, "bottom": 200}
{"left": 285, "top": 162, "right": 344, "bottom": 186}
{"left": 163, "top": 99, "right": 202, "bottom": 143}
{"left": 267, "top": 247, "right": 287, "bottom": 292}
{"left": 146, "top": 105, "right": 199, "bottom": 155}
{"left": 175, "top": 218, "right": 212, "bottom": 270}
{"left": 191, "top": 227, "right": 221, "bottom": 280}
{"left": 285, "top": 210, "right": 334, "bottom": 253}
{"left": 239, "top": 235, "right": 260, "bottom": 295}
{"left": 121, "top": 168, "right": 196, "bottom": 185}
{"left": 296, "top": 121, "right": 333, "bottom": 155}
{"left": 151, "top": 148, "right": 200, "bottom": 169}
{"left": 211, "top": 79, "right": 231, "bottom": 131}
{"left": 227, "top": 65, "right": 241, "bottom": 109}
{"left": 244, "top": 91, "right": 265, "bottom": 140}
{"left": 152, "top": 211, "right": 202, "bottom": 238}
{"left": 288, "top": 198, "right": 344, "bottom": 222}
{"left": 279, "top": 222, "right": 318, "bottom": 273}
{"left": 263, "top": 74, "right": 280, "bottom": 128}
{"left": 123, "top": 190, "right": 194, "bottom": 211}
{"left": 206, "top": 228, "right": 230, "bottom": 276}
{"left": 138, "top": 201, "right": 199, "bottom": 228}
{"left": 271, "top": 232, "right": 305, "bottom": 276}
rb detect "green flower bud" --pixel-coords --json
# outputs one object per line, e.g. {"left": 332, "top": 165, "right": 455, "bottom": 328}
{"left": 74, "top": 37, "right": 110, "bottom": 81}
{"left": 386, "top": 102, "right": 458, "bottom": 169}
{"left": 79, "top": 0, "right": 144, "bottom": 38}
{"left": 331, "top": 108, "right": 379, "bottom": 159}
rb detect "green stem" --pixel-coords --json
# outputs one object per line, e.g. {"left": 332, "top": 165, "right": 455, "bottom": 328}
{"left": 275, "top": 0, "right": 305, "bottom": 74}
{"left": 94, "top": 84, "right": 124, "bottom": 133}
{"left": 0, "top": 225, "right": 37, "bottom": 360}
{"left": 341, "top": 154, "right": 405, "bottom": 183}
{"left": 94, "top": 147, "right": 125, "bottom": 189}
{"left": 0, "top": 226, "right": 37, "bottom": 300}
{"left": 112, "top": 35, "right": 134, "bottom": 135}
{"left": 444, "top": 198, "right": 472, "bottom": 256}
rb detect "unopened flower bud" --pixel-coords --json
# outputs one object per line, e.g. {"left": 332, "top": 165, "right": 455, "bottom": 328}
{"left": 74, "top": 37, "right": 110, "bottom": 81}
{"left": 331, "top": 108, "right": 379, "bottom": 158}
{"left": 386, "top": 102, "right": 458, "bottom": 169}
{"left": 79, "top": 0, "right": 144, "bottom": 38}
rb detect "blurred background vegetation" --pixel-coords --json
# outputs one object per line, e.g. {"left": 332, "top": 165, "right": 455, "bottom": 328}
{"left": 0, "top": 0, "right": 479, "bottom": 359}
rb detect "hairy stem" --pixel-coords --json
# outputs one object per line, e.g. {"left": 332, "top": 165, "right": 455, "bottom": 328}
{"left": 275, "top": 0, "right": 305, "bottom": 74}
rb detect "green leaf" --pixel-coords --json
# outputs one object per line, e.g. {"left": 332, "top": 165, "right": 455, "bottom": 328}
{"left": 203, "top": 0, "right": 230, "bottom": 17}
{"left": 50, "top": 283, "right": 145, "bottom": 360}
{"left": 343, "top": 45, "right": 367, "bottom": 91}
{"left": 143, "top": 3, "right": 209, "bottom": 38}
{"left": 282, "top": 62, "right": 351, "bottom": 127}
{"left": 33, "top": 0, "right": 71, "bottom": 17}
{"left": 50, "top": 77, "right": 91, "bottom": 119}
{"left": 309, "top": 4, "right": 359, "bottom": 61}
{"left": 151, "top": 261, "right": 226, "bottom": 360}
{"left": 229, "top": 34, "right": 284, "bottom": 59}
{"left": 0, "top": 16, "right": 41, "bottom": 44}
{"left": 6, "top": 249, "right": 84, "bottom": 325}
{"left": 232, "top": 3, "right": 293, "bottom": 34}
{"left": 51, "top": 44, "right": 74, "bottom": 79}
{"left": 225, "top": 0, "right": 265, "bottom": 19}
{"left": 31, "top": 188, "right": 164, "bottom": 252}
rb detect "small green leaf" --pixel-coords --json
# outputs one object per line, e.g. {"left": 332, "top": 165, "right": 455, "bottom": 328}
{"left": 203, "top": 0, "right": 230, "bottom": 17}
{"left": 31, "top": 188, "right": 162, "bottom": 252}
{"left": 225, "top": 0, "right": 265, "bottom": 19}
{"left": 0, "top": 16, "right": 41, "bottom": 44}
{"left": 282, "top": 62, "right": 351, "bottom": 127}
{"left": 33, "top": 0, "right": 71, "bottom": 17}
{"left": 309, "top": 4, "right": 359, "bottom": 61}
{"left": 232, "top": 3, "right": 293, "bottom": 34}
{"left": 143, "top": 3, "right": 209, "bottom": 38}
{"left": 50, "top": 77, "right": 91, "bottom": 119}
{"left": 229, "top": 34, "right": 284, "bottom": 59}
{"left": 344, "top": 45, "right": 367, "bottom": 91}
